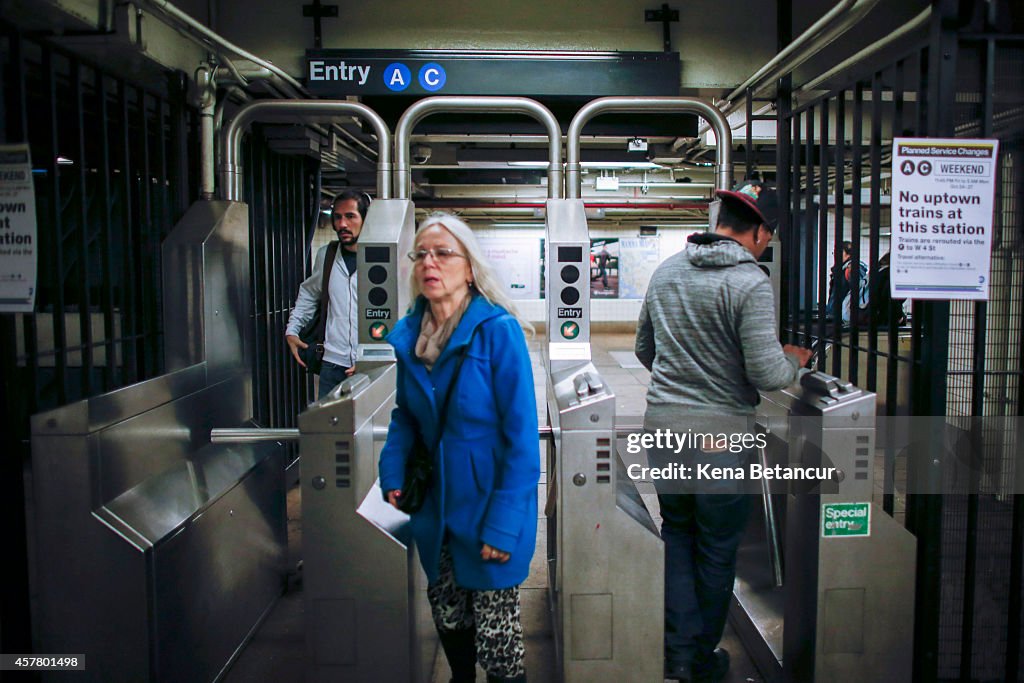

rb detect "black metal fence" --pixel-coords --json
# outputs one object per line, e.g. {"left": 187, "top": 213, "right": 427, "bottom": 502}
{"left": 768, "top": 7, "right": 1024, "bottom": 681}
{"left": 0, "top": 26, "right": 198, "bottom": 655}
{"left": 242, "top": 127, "right": 319, "bottom": 428}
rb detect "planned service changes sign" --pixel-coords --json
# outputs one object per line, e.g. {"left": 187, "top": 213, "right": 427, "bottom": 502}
{"left": 0, "top": 144, "right": 37, "bottom": 312}
{"left": 891, "top": 137, "right": 999, "bottom": 300}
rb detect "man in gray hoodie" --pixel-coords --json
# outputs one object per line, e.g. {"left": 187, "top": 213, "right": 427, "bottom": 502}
{"left": 635, "top": 181, "right": 811, "bottom": 682}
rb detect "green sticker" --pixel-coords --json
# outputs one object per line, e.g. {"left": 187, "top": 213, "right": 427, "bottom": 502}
{"left": 560, "top": 320, "right": 580, "bottom": 340}
{"left": 822, "top": 502, "right": 871, "bottom": 537}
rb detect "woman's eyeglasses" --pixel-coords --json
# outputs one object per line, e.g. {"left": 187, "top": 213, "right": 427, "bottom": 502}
{"left": 407, "top": 247, "right": 466, "bottom": 263}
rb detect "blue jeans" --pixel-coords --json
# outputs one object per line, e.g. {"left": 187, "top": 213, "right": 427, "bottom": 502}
{"left": 317, "top": 361, "right": 350, "bottom": 400}
{"left": 656, "top": 448, "right": 752, "bottom": 670}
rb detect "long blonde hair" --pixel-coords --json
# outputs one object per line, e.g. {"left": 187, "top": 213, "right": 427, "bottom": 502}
{"left": 410, "top": 212, "right": 534, "bottom": 335}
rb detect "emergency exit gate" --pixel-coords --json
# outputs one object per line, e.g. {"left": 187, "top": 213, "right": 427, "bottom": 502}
{"left": 732, "top": 371, "right": 917, "bottom": 682}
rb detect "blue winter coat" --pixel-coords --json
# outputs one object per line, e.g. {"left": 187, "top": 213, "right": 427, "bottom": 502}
{"left": 379, "top": 294, "right": 539, "bottom": 590}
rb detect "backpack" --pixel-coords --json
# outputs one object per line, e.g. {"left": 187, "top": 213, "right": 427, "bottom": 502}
{"left": 842, "top": 260, "right": 870, "bottom": 325}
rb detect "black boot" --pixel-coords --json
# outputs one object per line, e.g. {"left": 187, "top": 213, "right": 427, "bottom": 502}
{"left": 438, "top": 628, "right": 477, "bottom": 683}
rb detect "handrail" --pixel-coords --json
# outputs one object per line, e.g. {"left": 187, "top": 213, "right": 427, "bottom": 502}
{"left": 721, "top": 0, "right": 883, "bottom": 112}
{"left": 566, "top": 97, "right": 732, "bottom": 196}
{"left": 219, "top": 100, "right": 392, "bottom": 201}
{"left": 138, "top": 0, "right": 306, "bottom": 97}
{"left": 394, "top": 97, "right": 562, "bottom": 200}
{"left": 798, "top": 7, "right": 931, "bottom": 94}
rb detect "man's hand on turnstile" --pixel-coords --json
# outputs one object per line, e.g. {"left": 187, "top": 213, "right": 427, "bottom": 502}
{"left": 481, "top": 543, "right": 510, "bottom": 563}
{"left": 286, "top": 334, "right": 307, "bottom": 368}
{"left": 783, "top": 344, "right": 814, "bottom": 368}
{"left": 346, "top": 365, "right": 357, "bottom": 377}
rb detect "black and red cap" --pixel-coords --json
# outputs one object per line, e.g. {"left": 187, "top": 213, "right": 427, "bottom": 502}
{"left": 715, "top": 181, "right": 779, "bottom": 232}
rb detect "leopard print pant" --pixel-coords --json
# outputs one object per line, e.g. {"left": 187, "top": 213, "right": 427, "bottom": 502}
{"left": 427, "top": 544, "right": 525, "bottom": 679}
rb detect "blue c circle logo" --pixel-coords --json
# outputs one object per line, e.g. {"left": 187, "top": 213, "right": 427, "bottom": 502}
{"left": 383, "top": 63, "right": 411, "bottom": 92}
{"left": 418, "top": 63, "right": 446, "bottom": 92}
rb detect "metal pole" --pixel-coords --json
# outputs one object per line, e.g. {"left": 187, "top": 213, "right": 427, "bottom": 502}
{"left": 211, "top": 423, "right": 646, "bottom": 443}
{"left": 394, "top": 96, "right": 562, "bottom": 200}
{"left": 219, "top": 100, "right": 392, "bottom": 201}
{"left": 566, "top": 96, "right": 733, "bottom": 199}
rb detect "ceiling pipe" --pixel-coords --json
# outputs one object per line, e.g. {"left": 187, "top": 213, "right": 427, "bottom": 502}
{"left": 414, "top": 202, "right": 709, "bottom": 210}
{"left": 721, "top": 0, "right": 883, "bottom": 111}
{"left": 137, "top": 0, "right": 306, "bottom": 98}
{"left": 221, "top": 100, "right": 392, "bottom": 202}
{"left": 567, "top": 97, "right": 732, "bottom": 197}
{"left": 395, "top": 97, "right": 563, "bottom": 201}
{"left": 798, "top": 6, "right": 931, "bottom": 94}
{"left": 680, "top": 0, "right": 885, "bottom": 150}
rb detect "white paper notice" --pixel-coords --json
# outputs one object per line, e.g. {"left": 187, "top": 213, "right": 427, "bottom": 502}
{"left": 890, "top": 137, "right": 999, "bottom": 301}
{"left": 478, "top": 236, "right": 541, "bottom": 300}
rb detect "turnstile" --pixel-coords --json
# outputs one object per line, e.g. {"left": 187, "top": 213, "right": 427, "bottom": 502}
{"left": 543, "top": 197, "right": 664, "bottom": 682}
{"left": 299, "top": 366, "right": 437, "bottom": 682}
{"left": 542, "top": 97, "right": 737, "bottom": 682}
{"left": 221, "top": 100, "right": 431, "bottom": 682}
{"left": 733, "top": 371, "right": 916, "bottom": 682}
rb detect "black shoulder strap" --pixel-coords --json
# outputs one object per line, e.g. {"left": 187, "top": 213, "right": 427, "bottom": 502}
{"left": 314, "top": 241, "right": 340, "bottom": 343}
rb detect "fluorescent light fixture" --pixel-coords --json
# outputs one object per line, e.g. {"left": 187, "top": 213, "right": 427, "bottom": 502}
{"left": 491, "top": 222, "right": 545, "bottom": 228}
{"left": 57, "top": 156, "right": 74, "bottom": 165}
{"left": 617, "top": 181, "right": 714, "bottom": 188}
{"left": 582, "top": 161, "right": 663, "bottom": 169}
{"left": 506, "top": 161, "right": 664, "bottom": 169}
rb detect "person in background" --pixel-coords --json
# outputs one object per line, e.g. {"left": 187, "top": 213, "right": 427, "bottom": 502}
{"left": 870, "top": 251, "right": 907, "bottom": 328}
{"left": 825, "top": 240, "right": 869, "bottom": 325}
{"left": 636, "top": 181, "right": 812, "bottom": 683}
{"left": 379, "top": 212, "right": 538, "bottom": 683}
{"left": 285, "top": 190, "right": 369, "bottom": 399}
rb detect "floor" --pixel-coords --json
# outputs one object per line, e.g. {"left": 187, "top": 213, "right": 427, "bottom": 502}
{"left": 223, "top": 330, "right": 765, "bottom": 683}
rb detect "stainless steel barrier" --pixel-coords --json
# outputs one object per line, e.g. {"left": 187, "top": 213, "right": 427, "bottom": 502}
{"left": 28, "top": 364, "right": 286, "bottom": 683}
{"left": 542, "top": 96, "right": 735, "bottom": 682}
{"left": 298, "top": 367, "right": 437, "bottom": 682}
{"left": 732, "top": 371, "right": 916, "bottom": 682}
{"left": 545, "top": 361, "right": 664, "bottom": 682}
{"left": 28, "top": 165, "right": 290, "bottom": 682}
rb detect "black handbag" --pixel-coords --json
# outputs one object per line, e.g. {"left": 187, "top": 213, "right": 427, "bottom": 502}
{"left": 298, "top": 241, "right": 340, "bottom": 375}
{"left": 396, "top": 325, "right": 480, "bottom": 514}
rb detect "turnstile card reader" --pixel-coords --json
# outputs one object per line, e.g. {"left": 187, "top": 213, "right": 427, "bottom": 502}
{"left": 546, "top": 199, "right": 591, "bottom": 357}
{"left": 734, "top": 372, "right": 915, "bottom": 683}
{"left": 300, "top": 366, "right": 436, "bottom": 683}
{"left": 357, "top": 199, "right": 416, "bottom": 364}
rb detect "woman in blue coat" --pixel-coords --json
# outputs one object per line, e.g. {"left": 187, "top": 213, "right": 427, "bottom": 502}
{"left": 379, "top": 212, "right": 539, "bottom": 683}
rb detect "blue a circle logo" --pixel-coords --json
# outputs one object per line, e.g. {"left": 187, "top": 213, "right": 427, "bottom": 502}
{"left": 384, "top": 63, "right": 411, "bottom": 92}
{"left": 418, "top": 63, "right": 446, "bottom": 92}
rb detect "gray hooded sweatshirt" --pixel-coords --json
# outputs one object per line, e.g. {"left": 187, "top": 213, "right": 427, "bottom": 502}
{"left": 635, "top": 232, "right": 799, "bottom": 425}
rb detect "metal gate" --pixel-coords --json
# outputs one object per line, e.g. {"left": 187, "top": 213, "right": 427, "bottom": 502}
{"left": 0, "top": 25, "right": 198, "bottom": 655}
{"left": 241, "top": 127, "right": 320, "bottom": 429}
{"left": 764, "top": 4, "right": 1023, "bottom": 681}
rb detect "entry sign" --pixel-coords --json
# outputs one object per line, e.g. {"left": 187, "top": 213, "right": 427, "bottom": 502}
{"left": 822, "top": 502, "right": 871, "bottom": 538}
{"left": 890, "top": 137, "right": 999, "bottom": 300}
{"left": 0, "top": 144, "right": 37, "bottom": 312}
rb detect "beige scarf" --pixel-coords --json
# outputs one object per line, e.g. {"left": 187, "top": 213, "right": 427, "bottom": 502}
{"left": 415, "top": 294, "right": 472, "bottom": 371}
